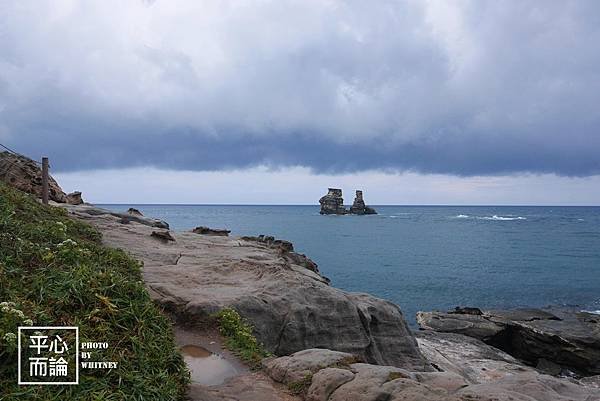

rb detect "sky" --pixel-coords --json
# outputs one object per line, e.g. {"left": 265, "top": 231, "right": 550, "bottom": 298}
{"left": 2, "top": 0, "right": 600, "bottom": 204}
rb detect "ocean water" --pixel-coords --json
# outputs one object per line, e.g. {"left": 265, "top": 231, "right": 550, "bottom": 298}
{"left": 99, "top": 205, "right": 600, "bottom": 325}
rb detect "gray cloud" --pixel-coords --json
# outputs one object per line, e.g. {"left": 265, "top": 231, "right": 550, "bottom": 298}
{"left": 1, "top": 0, "right": 599, "bottom": 176}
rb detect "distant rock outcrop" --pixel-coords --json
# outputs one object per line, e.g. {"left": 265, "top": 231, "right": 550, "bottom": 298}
{"left": 319, "top": 188, "right": 377, "bottom": 215}
{"left": 349, "top": 190, "right": 377, "bottom": 215}
{"left": 319, "top": 188, "right": 346, "bottom": 215}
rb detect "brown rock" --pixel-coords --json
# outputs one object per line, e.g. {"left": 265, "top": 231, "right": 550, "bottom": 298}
{"left": 127, "top": 208, "right": 144, "bottom": 216}
{"left": 192, "top": 226, "right": 231, "bottom": 236}
{"left": 151, "top": 230, "right": 176, "bottom": 242}
{"left": 0, "top": 151, "right": 67, "bottom": 202}
{"left": 66, "top": 191, "right": 84, "bottom": 205}
{"left": 349, "top": 190, "right": 377, "bottom": 215}
{"left": 319, "top": 188, "right": 347, "bottom": 215}
{"left": 417, "top": 307, "right": 600, "bottom": 376}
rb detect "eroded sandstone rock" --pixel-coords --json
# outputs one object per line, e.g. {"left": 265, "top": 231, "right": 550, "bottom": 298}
{"left": 417, "top": 307, "right": 600, "bottom": 376}
{"left": 60, "top": 204, "right": 429, "bottom": 371}
{"left": 349, "top": 190, "right": 377, "bottom": 215}
{"left": 319, "top": 188, "right": 346, "bottom": 215}
{"left": 151, "top": 230, "right": 176, "bottom": 242}
{"left": 193, "top": 226, "right": 231, "bottom": 236}
{"left": 127, "top": 207, "right": 144, "bottom": 216}
{"left": 66, "top": 191, "right": 84, "bottom": 205}
{"left": 265, "top": 346, "right": 600, "bottom": 401}
{"left": 0, "top": 151, "right": 67, "bottom": 202}
{"left": 61, "top": 204, "right": 169, "bottom": 229}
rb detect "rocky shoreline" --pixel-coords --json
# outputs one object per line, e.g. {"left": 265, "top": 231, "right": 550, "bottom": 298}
{"left": 58, "top": 202, "right": 600, "bottom": 401}
{"left": 1, "top": 153, "right": 598, "bottom": 400}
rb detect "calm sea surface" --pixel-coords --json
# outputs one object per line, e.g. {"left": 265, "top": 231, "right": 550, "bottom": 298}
{"left": 99, "top": 205, "right": 600, "bottom": 325}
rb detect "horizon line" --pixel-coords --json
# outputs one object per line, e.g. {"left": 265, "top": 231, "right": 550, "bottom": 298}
{"left": 93, "top": 203, "right": 600, "bottom": 207}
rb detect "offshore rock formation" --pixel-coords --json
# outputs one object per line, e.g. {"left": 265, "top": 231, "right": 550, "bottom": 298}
{"left": 319, "top": 188, "right": 377, "bottom": 215}
{"left": 349, "top": 190, "right": 377, "bottom": 215}
{"left": 319, "top": 188, "right": 346, "bottom": 215}
{"left": 417, "top": 307, "right": 600, "bottom": 377}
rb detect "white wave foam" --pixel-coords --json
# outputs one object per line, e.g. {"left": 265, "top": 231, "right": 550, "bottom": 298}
{"left": 454, "top": 214, "right": 470, "bottom": 219}
{"left": 582, "top": 309, "right": 600, "bottom": 315}
{"left": 479, "top": 215, "right": 526, "bottom": 221}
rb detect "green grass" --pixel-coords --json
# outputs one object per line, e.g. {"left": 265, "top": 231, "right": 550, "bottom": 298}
{"left": 215, "top": 308, "right": 269, "bottom": 369}
{"left": 0, "top": 182, "right": 189, "bottom": 400}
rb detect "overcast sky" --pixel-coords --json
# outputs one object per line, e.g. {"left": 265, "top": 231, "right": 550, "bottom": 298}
{"left": 2, "top": 1, "right": 600, "bottom": 204}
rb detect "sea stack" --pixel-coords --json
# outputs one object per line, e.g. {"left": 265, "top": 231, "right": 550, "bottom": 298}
{"left": 319, "top": 188, "right": 347, "bottom": 215}
{"left": 350, "top": 190, "right": 377, "bottom": 215}
{"left": 319, "top": 188, "right": 377, "bottom": 215}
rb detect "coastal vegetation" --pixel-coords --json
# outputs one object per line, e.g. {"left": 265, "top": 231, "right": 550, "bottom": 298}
{"left": 0, "top": 182, "right": 189, "bottom": 400}
{"left": 215, "top": 307, "right": 269, "bottom": 368}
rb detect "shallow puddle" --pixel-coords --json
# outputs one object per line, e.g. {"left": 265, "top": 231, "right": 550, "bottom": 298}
{"left": 181, "top": 344, "right": 240, "bottom": 385}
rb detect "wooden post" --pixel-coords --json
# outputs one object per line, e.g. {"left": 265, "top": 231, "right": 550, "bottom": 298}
{"left": 41, "top": 157, "right": 49, "bottom": 205}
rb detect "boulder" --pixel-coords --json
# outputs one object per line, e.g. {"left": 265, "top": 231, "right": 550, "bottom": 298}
{"left": 319, "top": 188, "right": 347, "bottom": 215}
{"left": 415, "top": 330, "right": 534, "bottom": 384}
{"left": 0, "top": 151, "right": 67, "bottom": 202}
{"left": 151, "top": 230, "right": 176, "bottom": 242}
{"left": 264, "top": 345, "right": 600, "bottom": 401}
{"left": 193, "top": 226, "right": 231, "bottom": 236}
{"left": 417, "top": 307, "right": 600, "bottom": 376}
{"left": 127, "top": 207, "right": 144, "bottom": 216}
{"left": 66, "top": 191, "right": 84, "bottom": 205}
{"left": 349, "top": 190, "right": 377, "bottom": 215}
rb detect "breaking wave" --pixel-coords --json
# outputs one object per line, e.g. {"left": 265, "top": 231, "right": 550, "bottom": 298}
{"left": 480, "top": 215, "right": 526, "bottom": 221}
{"left": 452, "top": 214, "right": 526, "bottom": 221}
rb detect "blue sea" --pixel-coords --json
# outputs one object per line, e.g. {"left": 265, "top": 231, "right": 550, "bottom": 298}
{"left": 99, "top": 205, "right": 600, "bottom": 325}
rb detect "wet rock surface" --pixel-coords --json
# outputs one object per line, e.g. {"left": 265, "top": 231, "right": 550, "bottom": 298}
{"left": 417, "top": 307, "right": 600, "bottom": 377}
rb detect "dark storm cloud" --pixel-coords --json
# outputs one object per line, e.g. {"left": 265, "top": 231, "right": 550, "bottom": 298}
{"left": 1, "top": 0, "right": 599, "bottom": 176}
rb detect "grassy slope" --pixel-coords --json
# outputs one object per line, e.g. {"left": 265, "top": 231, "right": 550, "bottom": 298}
{"left": 0, "top": 182, "right": 189, "bottom": 400}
